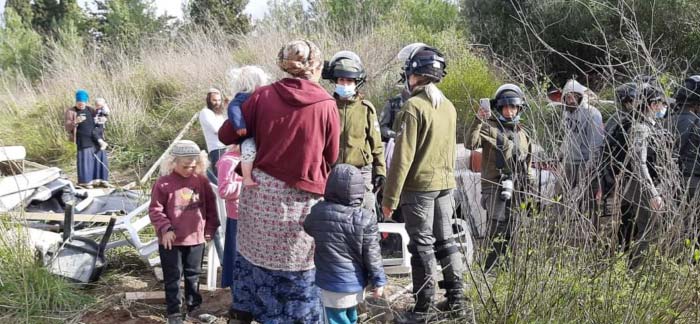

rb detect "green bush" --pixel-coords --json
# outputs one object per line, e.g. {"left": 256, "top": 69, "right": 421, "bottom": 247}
{"left": 0, "top": 221, "right": 94, "bottom": 323}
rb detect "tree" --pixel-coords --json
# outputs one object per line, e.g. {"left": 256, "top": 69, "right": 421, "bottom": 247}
{"left": 462, "top": 0, "right": 700, "bottom": 83}
{"left": 95, "top": 0, "right": 171, "bottom": 46}
{"left": 188, "top": 0, "right": 251, "bottom": 35}
{"left": 5, "top": 0, "right": 33, "bottom": 27}
{"left": 31, "top": 0, "right": 89, "bottom": 38}
{"left": 0, "top": 8, "right": 43, "bottom": 79}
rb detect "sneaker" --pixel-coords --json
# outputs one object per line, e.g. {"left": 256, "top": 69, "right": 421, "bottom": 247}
{"left": 187, "top": 307, "right": 217, "bottom": 324}
{"left": 166, "top": 313, "right": 183, "bottom": 324}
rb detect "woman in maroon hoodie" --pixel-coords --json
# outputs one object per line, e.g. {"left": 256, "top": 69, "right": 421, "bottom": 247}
{"left": 220, "top": 40, "right": 340, "bottom": 324}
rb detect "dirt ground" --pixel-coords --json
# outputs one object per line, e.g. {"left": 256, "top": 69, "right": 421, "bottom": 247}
{"left": 76, "top": 247, "right": 416, "bottom": 324}
{"left": 78, "top": 275, "right": 413, "bottom": 324}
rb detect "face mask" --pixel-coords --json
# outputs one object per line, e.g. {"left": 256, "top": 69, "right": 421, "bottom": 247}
{"left": 655, "top": 107, "right": 667, "bottom": 119}
{"left": 335, "top": 84, "right": 356, "bottom": 98}
{"left": 498, "top": 115, "right": 521, "bottom": 124}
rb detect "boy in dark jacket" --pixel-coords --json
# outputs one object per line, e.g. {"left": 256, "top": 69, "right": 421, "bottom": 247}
{"left": 304, "top": 164, "right": 387, "bottom": 324}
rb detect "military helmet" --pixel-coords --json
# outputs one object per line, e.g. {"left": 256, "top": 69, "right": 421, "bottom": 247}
{"left": 397, "top": 43, "right": 447, "bottom": 83}
{"left": 491, "top": 83, "right": 527, "bottom": 124}
{"left": 615, "top": 82, "right": 639, "bottom": 106}
{"left": 674, "top": 75, "right": 700, "bottom": 104}
{"left": 641, "top": 82, "right": 664, "bottom": 104}
{"left": 322, "top": 51, "right": 366, "bottom": 87}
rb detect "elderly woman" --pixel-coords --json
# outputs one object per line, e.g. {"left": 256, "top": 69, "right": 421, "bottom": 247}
{"left": 219, "top": 40, "right": 340, "bottom": 324}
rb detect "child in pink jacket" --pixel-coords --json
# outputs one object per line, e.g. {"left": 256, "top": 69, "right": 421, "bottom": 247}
{"left": 216, "top": 144, "right": 244, "bottom": 314}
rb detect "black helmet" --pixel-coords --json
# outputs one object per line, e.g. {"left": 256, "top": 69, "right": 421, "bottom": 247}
{"left": 615, "top": 82, "right": 638, "bottom": 107}
{"left": 492, "top": 83, "right": 527, "bottom": 123}
{"left": 322, "top": 51, "right": 366, "bottom": 87}
{"left": 397, "top": 43, "right": 447, "bottom": 83}
{"left": 641, "top": 82, "right": 664, "bottom": 104}
{"left": 674, "top": 75, "right": 700, "bottom": 105}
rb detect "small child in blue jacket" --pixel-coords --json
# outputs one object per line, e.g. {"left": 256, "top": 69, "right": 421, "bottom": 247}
{"left": 226, "top": 65, "right": 270, "bottom": 188}
{"left": 304, "top": 164, "right": 387, "bottom": 324}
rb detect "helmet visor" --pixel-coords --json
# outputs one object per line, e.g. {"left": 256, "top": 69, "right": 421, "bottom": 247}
{"left": 495, "top": 97, "right": 525, "bottom": 108}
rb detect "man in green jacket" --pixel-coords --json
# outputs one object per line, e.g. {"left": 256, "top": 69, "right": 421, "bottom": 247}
{"left": 323, "top": 51, "right": 386, "bottom": 215}
{"left": 382, "top": 44, "right": 470, "bottom": 321}
{"left": 465, "top": 84, "right": 532, "bottom": 271}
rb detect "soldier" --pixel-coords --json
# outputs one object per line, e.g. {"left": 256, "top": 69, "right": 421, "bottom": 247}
{"left": 465, "top": 84, "right": 533, "bottom": 271}
{"left": 599, "top": 81, "right": 667, "bottom": 269}
{"left": 322, "top": 51, "right": 386, "bottom": 216}
{"left": 671, "top": 76, "right": 700, "bottom": 198}
{"left": 379, "top": 88, "right": 410, "bottom": 142}
{"left": 381, "top": 43, "right": 470, "bottom": 321}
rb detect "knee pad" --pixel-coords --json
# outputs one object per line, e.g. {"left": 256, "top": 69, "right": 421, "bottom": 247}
{"left": 408, "top": 243, "right": 434, "bottom": 255}
{"left": 434, "top": 238, "right": 459, "bottom": 261}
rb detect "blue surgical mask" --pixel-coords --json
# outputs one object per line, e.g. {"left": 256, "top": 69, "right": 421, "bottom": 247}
{"left": 335, "top": 84, "right": 356, "bottom": 98}
{"left": 655, "top": 107, "right": 667, "bottom": 119}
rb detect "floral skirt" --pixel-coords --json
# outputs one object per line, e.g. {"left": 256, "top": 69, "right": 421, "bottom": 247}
{"left": 232, "top": 252, "right": 322, "bottom": 324}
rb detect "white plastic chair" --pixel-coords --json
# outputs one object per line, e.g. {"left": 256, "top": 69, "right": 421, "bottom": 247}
{"left": 74, "top": 201, "right": 161, "bottom": 266}
{"left": 377, "top": 222, "right": 411, "bottom": 274}
{"left": 205, "top": 183, "right": 227, "bottom": 290}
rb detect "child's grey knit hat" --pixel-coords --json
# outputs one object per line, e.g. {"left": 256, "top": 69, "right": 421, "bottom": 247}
{"left": 171, "top": 140, "right": 201, "bottom": 157}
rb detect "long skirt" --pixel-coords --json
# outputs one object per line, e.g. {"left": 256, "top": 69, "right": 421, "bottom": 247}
{"left": 77, "top": 147, "right": 109, "bottom": 185}
{"left": 77, "top": 147, "right": 97, "bottom": 184}
{"left": 232, "top": 251, "right": 322, "bottom": 324}
{"left": 93, "top": 148, "right": 109, "bottom": 181}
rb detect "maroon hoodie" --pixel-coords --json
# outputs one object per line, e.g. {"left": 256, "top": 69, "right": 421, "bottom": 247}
{"left": 220, "top": 78, "right": 340, "bottom": 195}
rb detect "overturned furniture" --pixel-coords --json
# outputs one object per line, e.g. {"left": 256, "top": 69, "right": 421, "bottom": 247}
{"left": 45, "top": 207, "right": 116, "bottom": 283}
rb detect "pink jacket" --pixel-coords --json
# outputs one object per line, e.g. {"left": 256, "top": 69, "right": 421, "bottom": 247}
{"left": 217, "top": 151, "right": 243, "bottom": 219}
{"left": 149, "top": 173, "right": 219, "bottom": 246}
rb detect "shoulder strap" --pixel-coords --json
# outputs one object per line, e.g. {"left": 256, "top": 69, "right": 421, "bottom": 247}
{"left": 495, "top": 131, "right": 507, "bottom": 171}
{"left": 361, "top": 99, "right": 377, "bottom": 114}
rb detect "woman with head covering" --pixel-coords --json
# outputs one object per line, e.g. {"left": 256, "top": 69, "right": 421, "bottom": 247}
{"left": 219, "top": 40, "right": 340, "bottom": 324}
{"left": 64, "top": 89, "right": 106, "bottom": 188}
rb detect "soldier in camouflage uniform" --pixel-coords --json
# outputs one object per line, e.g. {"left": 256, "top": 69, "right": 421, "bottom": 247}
{"left": 465, "top": 84, "right": 533, "bottom": 272}
{"left": 322, "top": 51, "right": 386, "bottom": 216}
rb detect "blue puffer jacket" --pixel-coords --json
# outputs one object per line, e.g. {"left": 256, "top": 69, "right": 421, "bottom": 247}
{"left": 304, "top": 164, "right": 387, "bottom": 293}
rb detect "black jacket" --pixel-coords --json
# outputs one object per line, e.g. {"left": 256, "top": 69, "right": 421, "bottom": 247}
{"left": 304, "top": 164, "right": 387, "bottom": 293}
{"left": 672, "top": 111, "right": 700, "bottom": 177}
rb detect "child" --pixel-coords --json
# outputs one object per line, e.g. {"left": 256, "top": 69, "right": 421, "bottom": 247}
{"left": 215, "top": 144, "right": 244, "bottom": 315}
{"left": 304, "top": 164, "right": 387, "bottom": 324}
{"left": 93, "top": 97, "right": 110, "bottom": 151}
{"left": 226, "top": 65, "right": 270, "bottom": 188}
{"left": 148, "top": 140, "right": 220, "bottom": 324}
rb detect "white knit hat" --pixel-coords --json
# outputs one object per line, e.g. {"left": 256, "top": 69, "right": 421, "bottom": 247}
{"left": 171, "top": 140, "right": 201, "bottom": 157}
